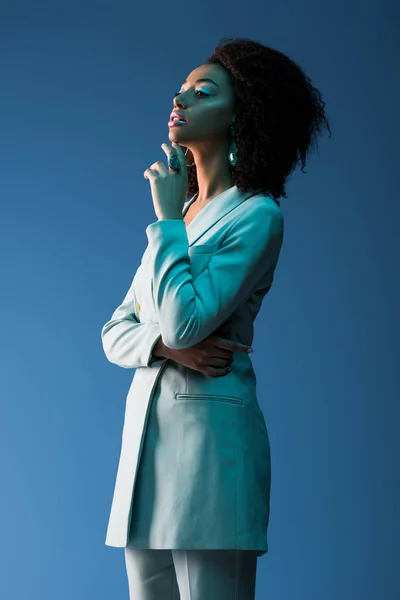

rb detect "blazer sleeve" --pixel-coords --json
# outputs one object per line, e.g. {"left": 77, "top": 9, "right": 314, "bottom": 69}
{"left": 101, "top": 282, "right": 168, "bottom": 369}
{"left": 145, "top": 202, "right": 284, "bottom": 349}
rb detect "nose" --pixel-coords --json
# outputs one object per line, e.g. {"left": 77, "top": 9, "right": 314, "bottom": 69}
{"left": 174, "top": 95, "right": 186, "bottom": 110}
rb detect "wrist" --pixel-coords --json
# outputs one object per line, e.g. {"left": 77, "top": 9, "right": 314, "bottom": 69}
{"left": 158, "top": 213, "right": 183, "bottom": 221}
{"left": 152, "top": 337, "right": 169, "bottom": 358}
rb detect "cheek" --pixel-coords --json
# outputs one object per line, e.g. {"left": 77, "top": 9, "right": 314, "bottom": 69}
{"left": 199, "top": 108, "right": 232, "bottom": 133}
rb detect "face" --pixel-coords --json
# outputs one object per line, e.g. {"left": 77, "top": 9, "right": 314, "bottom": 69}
{"left": 168, "top": 63, "right": 236, "bottom": 147}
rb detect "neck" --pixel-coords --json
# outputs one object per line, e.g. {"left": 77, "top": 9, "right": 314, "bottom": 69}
{"left": 189, "top": 142, "right": 233, "bottom": 205}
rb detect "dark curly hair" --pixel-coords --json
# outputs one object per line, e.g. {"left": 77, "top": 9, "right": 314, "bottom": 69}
{"left": 186, "top": 37, "right": 332, "bottom": 204}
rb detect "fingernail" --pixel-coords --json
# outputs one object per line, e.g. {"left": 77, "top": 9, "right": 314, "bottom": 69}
{"left": 247, "top": 348, "right": 253, "bottom": 353}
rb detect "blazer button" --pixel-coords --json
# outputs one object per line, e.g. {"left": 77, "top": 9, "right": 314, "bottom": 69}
{"left": 136, "top": 301, "right": 141, "bottom": 313}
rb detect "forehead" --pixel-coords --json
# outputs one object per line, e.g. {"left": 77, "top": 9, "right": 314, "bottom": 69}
{"left": 184, "top": 63, "right": 232, "bottom": 88}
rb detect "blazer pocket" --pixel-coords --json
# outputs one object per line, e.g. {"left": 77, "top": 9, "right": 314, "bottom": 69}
{"left": 175, "top": 393, "right": 244, "bottom": 406}
{"left": 188, "top": 244, "right": 218, "bottom": 278}
{"left": 189, "top": 243, "right": 219, "bottom": 255}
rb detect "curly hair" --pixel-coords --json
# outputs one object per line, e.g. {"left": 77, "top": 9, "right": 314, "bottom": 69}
{"left": 186, "top": 37, "right": 332, "bottom": 204}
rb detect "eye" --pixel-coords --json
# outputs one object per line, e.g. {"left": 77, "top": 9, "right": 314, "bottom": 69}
{"left": 173, "top": 90, "right": 209, "bottom": 98}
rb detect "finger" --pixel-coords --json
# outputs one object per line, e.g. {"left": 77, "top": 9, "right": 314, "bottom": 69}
{"left": 151, "top": 160, "right": 168, "bottom": 174}
{"left": 161, "top": 142, "right": 180, "bottom": 162}
{"left": 209, "top": 356, "right": 231, "bottom": 366}
{"left": 147, "top": 161, "right": 168, "bottom": 177}
{"left": 207, "top": 365, "right": 233, "bottom": 377}
{"left": 144, "top": 168, "right": 157, "bottom": 180}
{"left": 162, "top": 142, "right": 185, "bottom": 170}
{"left": 215, "top": 336, "right": 252, "bottom": 353}
{"left": 160, "top": 142, "right": 172, "bottom": 155}
{"left": 207, "top": 356, "right": 233, "bottom": 367}
{"left": 171, "top": 141, "right": 184, "bottom": 155}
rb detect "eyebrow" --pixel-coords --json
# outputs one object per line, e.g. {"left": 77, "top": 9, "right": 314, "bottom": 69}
{"left": 182, "top": 78, "right": 219, "bottom": 87}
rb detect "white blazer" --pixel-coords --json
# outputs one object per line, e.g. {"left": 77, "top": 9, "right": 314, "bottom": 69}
{"left": 101, "top": 184, "right": 284, "bottom": 556}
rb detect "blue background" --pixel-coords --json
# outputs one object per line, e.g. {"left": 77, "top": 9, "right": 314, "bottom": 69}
{"left": 1, "top": 1, "right": 398, "bottom": 599}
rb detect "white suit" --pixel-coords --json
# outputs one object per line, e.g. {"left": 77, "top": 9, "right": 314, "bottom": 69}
{"left": 101, "top": 185, "right": 284, "bottom": 558}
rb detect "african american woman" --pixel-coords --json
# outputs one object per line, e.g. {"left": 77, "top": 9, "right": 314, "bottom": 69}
{"left": 101, "top": 36, "right": 331, "bottom": 600}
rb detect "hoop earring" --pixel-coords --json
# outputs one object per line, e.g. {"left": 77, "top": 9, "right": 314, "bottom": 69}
{"left": 185, "top": 147, "right": 195, "bottom": 167}
{"left": 228, "top": 122, "right": 238, "bottom": 167}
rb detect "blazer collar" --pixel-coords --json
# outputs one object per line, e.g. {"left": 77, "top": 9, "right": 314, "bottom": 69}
{"left": 182, "top": 185, "right": 262, "bottom": 247}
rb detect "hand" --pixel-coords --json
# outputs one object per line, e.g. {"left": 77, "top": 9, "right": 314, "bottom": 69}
{"left": 143, "top": 142, "right": 188, "bottom": 220}
{"left": 160, "top": 326, "right": 253, "bottom": 377}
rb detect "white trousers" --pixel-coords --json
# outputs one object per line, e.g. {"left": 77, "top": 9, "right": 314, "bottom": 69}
{"left": 124, "top": 548, "right": 258, "bottom": 600}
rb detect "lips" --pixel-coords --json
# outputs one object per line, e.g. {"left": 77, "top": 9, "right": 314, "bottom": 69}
{"left": 170, "top": 111, "right": 187, "bottom": 122}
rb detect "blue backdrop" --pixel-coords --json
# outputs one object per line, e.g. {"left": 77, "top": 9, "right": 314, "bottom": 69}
{"left": 1, "top": 1, "right": 398, "bottom": 599}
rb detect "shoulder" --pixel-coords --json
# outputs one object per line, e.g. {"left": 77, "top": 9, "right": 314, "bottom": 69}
{"left": 230, "top": 193, "right": 283, "bottom": 237}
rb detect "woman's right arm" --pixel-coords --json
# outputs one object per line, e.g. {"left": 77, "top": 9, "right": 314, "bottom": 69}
{"left": 102, "top": 287, "right": 249, "bottom": 374}
{"left": 101, "top": 285, "right": 168, "bottom": 370}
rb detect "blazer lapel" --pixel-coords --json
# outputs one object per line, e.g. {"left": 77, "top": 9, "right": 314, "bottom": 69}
{"left": 182, "top": 185, "right": 261, "bottom": 247}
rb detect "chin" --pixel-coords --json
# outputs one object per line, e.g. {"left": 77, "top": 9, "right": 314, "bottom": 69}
{"left": 168, "top": 135, "right": 186, "bottom": 147}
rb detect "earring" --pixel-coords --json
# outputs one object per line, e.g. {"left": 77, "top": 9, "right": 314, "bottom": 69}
{"left": 184, "top": 123, "right": 238, "bottom": 168}
{"left": 228, "top": 122, "right": 238, "bottom": 167}
{"left": 185, "top": 147, "right": 195, "bottom": 167}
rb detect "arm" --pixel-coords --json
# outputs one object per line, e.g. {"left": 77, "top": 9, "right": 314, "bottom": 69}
{"left": 145, "top": 201, "right": 284, "bottom": 350}
{"left": 101, "top": 284, "right": 168, "bottom": 369}
{"left": 151, "top": 336, "right": 170, "bottom": 358}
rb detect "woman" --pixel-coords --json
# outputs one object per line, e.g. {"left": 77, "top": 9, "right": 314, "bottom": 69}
{"left": 101, "top": 37, "right": 331, "bottom": 600}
